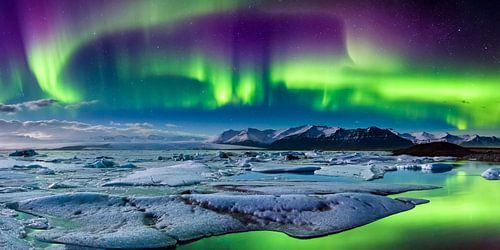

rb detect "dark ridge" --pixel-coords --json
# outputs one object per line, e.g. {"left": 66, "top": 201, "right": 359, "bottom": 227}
{"left": 393, "top": 142, "right": 473, "bottom": 157}
{"left": 53, "top": 144, "right": 112, "bottom": 150}
{"left": 269, "top": 127, "right": 413, "bottom": 150}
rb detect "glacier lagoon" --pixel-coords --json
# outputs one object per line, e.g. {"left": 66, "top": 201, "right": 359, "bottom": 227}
{"left": 0, "top": 150, "right": 498, "bottom": 249}
{"left": 181, "top": 161, "right": 499, "bottom": 250}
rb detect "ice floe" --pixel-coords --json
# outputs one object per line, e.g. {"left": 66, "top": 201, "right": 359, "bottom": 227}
{"left": 0, "top": 216, "right": 31, "bottom": 249}
{"left": 10, "top": 191, "right": 427, "bottom": 248}
{"left": 481, "top": 168, "right": 500, "bottom": 180}
{"left": 9, "top": 149, "right": 38, "bottom": 157}
{"left": 210, "top": 181, "right": 439, "bottom": 195}
{"left": 22, "top": 217, "right": 49, "bottom": 229}
{"left": 251, "top": 163, "right": 321, "bottom": 174}
{"left": 103, "top": 161, "right": 210, "bottom": 187}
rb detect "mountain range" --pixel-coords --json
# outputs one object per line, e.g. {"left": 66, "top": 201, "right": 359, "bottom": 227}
{"left": 213, "top": 125, "right": 500, "bottom": 150}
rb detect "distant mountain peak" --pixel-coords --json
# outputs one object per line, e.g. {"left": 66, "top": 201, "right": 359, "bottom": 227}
{"left": 213, "top": 126, "right": 500, "bottom": 149}
{"left": 213, "top": 125, "right": 412, "bottom": 150}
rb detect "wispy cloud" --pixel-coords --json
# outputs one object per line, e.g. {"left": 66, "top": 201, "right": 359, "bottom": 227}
{"left": 0, "top": 99, "right": 58, "bottom": 113}
{"left": 0, "top": 119, "right": 207, "bottom": 146}
{"left": 0, "top": 99, "right": 100, "bottom": 113}
{"left": 0, "top": 104, "right": 21, "bottom": 113}
{"left": 23, "top": 99, "right": 58, "bottom": 110}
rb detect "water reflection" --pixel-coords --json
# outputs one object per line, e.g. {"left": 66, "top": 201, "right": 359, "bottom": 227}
{"left": 179, "top": 161, "right": 500, "bottom": 250}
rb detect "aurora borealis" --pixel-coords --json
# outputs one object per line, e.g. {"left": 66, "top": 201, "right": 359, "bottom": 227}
{"left": 0, "top": 0, "right": 498, "bottom": 134}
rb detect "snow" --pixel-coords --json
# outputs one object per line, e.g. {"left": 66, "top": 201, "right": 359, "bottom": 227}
{"left": 421, "top": 163, "right": 454, "bottom": 173}
{"left": 316, "top": 163, "right": 388, "bottom": 181}
{"left": 48, "top": 181, "right": 79, "bottom": 189}
{"left": 0, "top": 216, "right": 31, "bottom": 249}
{"left": 398, "top": 131, "right": 496, "bottom": 145}
{"left": 10, "top": 192, "right": 426, "bottom": 248}
{"left": 251, "top": 164, "right": 321, "bottom": 174}
{"left": 481, "top": 168, "right": 500, "bottom": 180}
{"left": 0, "top": 149, "right": 470, "bottom": 248}
{"left": 103, "top": 161, "right": 210, "bottom": 187}
{"left": 13, "top": 192, "right": 175, "bottom": 249}
{"left": 9, "top": 149, "right": 38, "bottom": 157}
{"left": 36, "top": 168, "right": 55, "bottom": 175}
{"left": 22, "top": 217, "right": 49, "bottom": 229}
{"left": 211, "top": 181, "right": 439, "bottom": 195}
{"left": 215, "top": 125, "right": 341, "bottom": 145}
{"left": 84, "top": 159, "right": 137, "bottom": 168}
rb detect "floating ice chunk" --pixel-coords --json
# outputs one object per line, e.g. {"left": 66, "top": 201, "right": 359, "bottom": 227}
{"left": 217, "top": 151, "right": 230, "bottom": 158}
{"left": 85, "top": 159, "right": 117, "bottom": 168}
{"left": 171, "top": 193, "right": 425, "bottom": 239}
{"left": 420, "top": 163, "right": 453, "bottom": 173}
{"left": 44, "top": 156, "right": 81, "bottom": 163}
{"left": 316, "top": 164, "right": 386, "bottom": 181}
{"left": 0, "top": 216, "right": 31, "bottom": 249}
{"left": 11, "top": 192, "right": 428, "bottom": 248}
{"left": 36, "top": 168, "right": 55, "bottom": 175}
{"left": 237, "top": 157, "right": 265, "bottom": 168}
{"left": 96, "top": 156, "right": 114, "bottom": 160}
{"left": 0, "top": 187, "right": 30, "bottom": 193}
{"left": 481, "top": 168, "right": 500, "bottom": 180}
{"left": 12, "top": 164, "right": 44, "bottom": 169}
{"left": 48, "top": 181, "right": 80, "bottom": 189}
{"left": 173, "top": 154, "right": 194, "bottom": 161}
{"left": 9, "top": 149, "right": 38, "bottom": 157}
{"left": 103, "top": 161, "right": 210, "bottom": 187}
{"left": 211, "top": 181, "right": 439, "bottom": 195}
{"left": 22, "top": 217, "right": 49, "bottom": 229}
{"left": 119, "top": 163, "right": 137, "bottom": 168}
{"left": 85, "top": 159, "right": 137, "bottom": 169}
{"left": 396, "top": 164, "right": 422, "bottom": 170}
{"left": 127, "top": 158, "right": 153, "bottom": 163}
{"left": 395, "top": 197, "right": 429, "bottom": 205}
{"left": 251, "top": 164, "right": 321, "bottom": 174}
{"left": 304, "top": 151, "right": 319, "bottom": 158}
{"left": 12, "top": 192, "right": 175, "bottom": 249}
{"left": 0, "top": 208, "right": 18, "bottom": 217}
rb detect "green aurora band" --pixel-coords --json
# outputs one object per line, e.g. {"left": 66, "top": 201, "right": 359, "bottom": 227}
{"left": 2, "top": 0, "right": 499, "bottom": 131}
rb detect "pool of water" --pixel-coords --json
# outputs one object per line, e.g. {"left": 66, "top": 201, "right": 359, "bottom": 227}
{"left": 179, "top": 161, "right": 500, "bottom": 250}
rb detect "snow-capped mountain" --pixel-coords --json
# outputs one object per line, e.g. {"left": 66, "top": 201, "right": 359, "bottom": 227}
{"left": 214, "top": 126, "right": 500, "bottom": 149}
{"left": 399, "top": 132, "right": 436, "bottom": 143}
{"left": 398, "top": 132, "right": 499, "bottom": 147}
{"left": 214, "top": 125, "right": 413, "bottom": 150}
{"left": 461, "top": 135, "right": 500, "bottom": 147}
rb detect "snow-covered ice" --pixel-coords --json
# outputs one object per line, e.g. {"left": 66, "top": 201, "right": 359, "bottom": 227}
{"left": 481, "top": 168, "right": 500, "bottom": 180}
{"left": 103, "top": 161, "right": 211, "bottom": 187}
{"left": 11, "top": 192, "right": 426, "bottom": 248}
{"left": 251, "top": 163, "right": 321, "bottom": 173}
{"left": 0, "top": 149, "right": 465, "bottom": 248}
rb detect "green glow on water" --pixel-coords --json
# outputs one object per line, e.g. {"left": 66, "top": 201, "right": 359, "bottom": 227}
{"left": 178, "top": 163, "right": 500, "bottom": 250}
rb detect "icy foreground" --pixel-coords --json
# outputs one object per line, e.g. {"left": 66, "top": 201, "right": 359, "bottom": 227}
{"left": 481, "top": 168, "right": 500, "bottom": 180}
{"left": 8, "top": 192, "right": 426, "bottom": 249}
{"left": 103, "top": 162, "right": 210, "bottom": 186}
{"left": 0, "top": 149, "right": 448, "bottom": 248}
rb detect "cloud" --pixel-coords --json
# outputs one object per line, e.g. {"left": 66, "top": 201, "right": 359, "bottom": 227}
{"left": 64, "top": 100, "right": 99, "bottom": 109}
{"left": 0, "top": 99, "right": 58, "bottom": 113}
{"left": 0, "top": 104, "right": 21, "bottom": 113}
{"left": 125, "top": 122, "right": 154, "bottom": 130}
{"left": 0, "top": 99, "right": 99, "bottom": 114}
{"left": 23, "top": 99, "right": 58, "bottom": 110}
{"left": 0, "top": 119, "right": 207, "bottom": 146}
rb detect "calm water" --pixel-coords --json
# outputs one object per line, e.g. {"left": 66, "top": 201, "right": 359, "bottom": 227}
{"left": 179, "top": 161, "right": 500, "bottom": 250}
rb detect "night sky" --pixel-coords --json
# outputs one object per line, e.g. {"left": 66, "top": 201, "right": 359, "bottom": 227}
{"left": 0, "top": 0, "right": 498, "bottom": 135}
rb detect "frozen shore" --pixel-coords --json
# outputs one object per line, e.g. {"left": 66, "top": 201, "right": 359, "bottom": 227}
{"left": 0, "top": 149, "right": 451, "bottom": 248}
